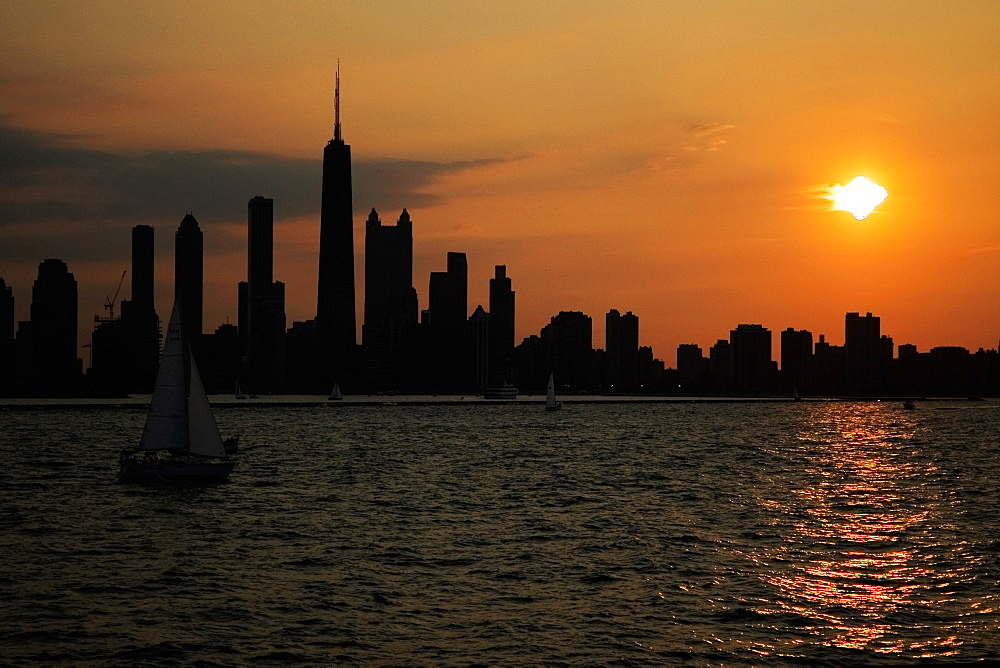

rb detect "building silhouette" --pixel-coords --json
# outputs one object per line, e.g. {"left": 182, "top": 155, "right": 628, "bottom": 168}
{"left": 119, "top": 224, "right": 160, "bottom": 392}
{"left": 639, "top": 345, "right": 665, "bottom": 391}
{"left": 316, "top": 67, "right": 357, "bottom": 388}
{"left": 487, "top": 265, "right": 515, "bottom": 385}
{"left": 780, "top": 327, "right": 813, "bottom": 395}
{"left": 813, "top": 334, "right": 845, "bottom": 394}
{"left": 542, "top": 311, "right": 593, "bottom": 391}
{"left": 425, "top": 251, "right": 468, "bottom": 390}
{"left": 175, "top": 213, "right": 204, "bottom": 340}
{"left": 730, "top": 324, "right": 772, "bottom": 392}
{"left": 469, "top": 305, "right": 490, "bottom": 389}
{"left": 606, "top": 309, "right": 639, "bottom": 392}
{"left": 242, "top": 195, "right": 286, "bottom": 392}
{"left": 13, "top": 259, "right": 84, "bottom": 395}
{"left": 363, "top": 208, "right": 418, "bottom": 390}
{"left": 677, "top": 343, "right": 707, "bottom": 392}
{"left": 845, "top": 311, "right": 884, "bottom": 394}
{"left": 0, "top": 278, "right": 13, "bottom": 392}
{"left": 708, "top": 339, "right": 734, "bottom": 392}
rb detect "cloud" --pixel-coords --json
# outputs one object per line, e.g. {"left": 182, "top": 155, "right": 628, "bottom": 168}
{"left": 354, "top": 156, "right": 506, "bottom": 212}
{"left": 645, "top": 122, "right": 735, "bottom": 171}
{"left": 0, "top": 123, "right": 506, "bottom": 262}
{"left": 686, "top": 122, "right": 734, "bottom": 152}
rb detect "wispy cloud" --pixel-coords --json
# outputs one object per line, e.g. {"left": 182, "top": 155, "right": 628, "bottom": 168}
{"left": 0, "top": 124, "right": 508, "bottom": 261}
{"left": 645, "top": 122, "right": 735, "bottom": 172}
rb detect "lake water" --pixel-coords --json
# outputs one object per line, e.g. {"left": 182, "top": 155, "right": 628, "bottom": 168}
{"left": 2, "top": 399, "right": 999, "bottom": 664}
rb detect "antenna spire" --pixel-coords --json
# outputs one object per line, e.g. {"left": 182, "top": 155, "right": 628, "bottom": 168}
{"left": 334, "top": 60, "right": 342, "bottom": 142}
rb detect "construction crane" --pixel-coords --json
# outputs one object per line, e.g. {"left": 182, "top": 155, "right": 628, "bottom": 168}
{"left": 105, "top": 270, "right": 127, "bottom": 319}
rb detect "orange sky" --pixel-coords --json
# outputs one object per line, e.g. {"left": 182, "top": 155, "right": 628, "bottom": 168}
{"left": 3, "top": 1, "right": 1000, "bottom": 366}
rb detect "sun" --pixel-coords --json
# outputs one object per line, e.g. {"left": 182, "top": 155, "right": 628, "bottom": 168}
{"left": 826, "top": 176, "right": 888, "bottom": 220}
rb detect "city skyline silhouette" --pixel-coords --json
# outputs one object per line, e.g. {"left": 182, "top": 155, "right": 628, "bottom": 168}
{"left": 2, "top": 3, "right": 999, "bottom": 371}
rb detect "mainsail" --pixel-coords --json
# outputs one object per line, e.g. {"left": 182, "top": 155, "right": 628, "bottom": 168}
{"left": 139, "top": 301, "right": 187, "bottom": 451}
{"left": 139, "top": 298, "right": 227, "bottom": 458}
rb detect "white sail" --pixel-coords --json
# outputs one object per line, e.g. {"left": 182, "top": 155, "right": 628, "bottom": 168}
{"left": 186, "top": 351, "right": 227, "bottom": 458}
{"left": 329, "top": 382, "right": 342, "bottom": 400}
{"left": 546, "top": 373, "right": 557, "bottom": 408}
{"left": 139, "top": 301, "right": 188, "bottom": 451}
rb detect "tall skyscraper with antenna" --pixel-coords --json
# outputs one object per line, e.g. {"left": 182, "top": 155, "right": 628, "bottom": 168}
{"left": 316, "top": 63, "right": 356, "bottom": 386}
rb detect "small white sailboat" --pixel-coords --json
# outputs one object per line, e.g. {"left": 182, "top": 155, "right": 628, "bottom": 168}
{"left": 235, "top": 380, "right": 247, "bottom": 400}
{"left": 545, "top": 372, "right": 562, "bottom": 410}
{"left": 118, "top": 299, "right": 236, "bottom": 483}
{"left": 328, "top": 382, "right": 343, "bottom": 401}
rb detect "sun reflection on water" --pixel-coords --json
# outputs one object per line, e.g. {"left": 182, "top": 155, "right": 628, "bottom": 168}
{"left": 755, "top": 402, "right": 966, "bottom": 655}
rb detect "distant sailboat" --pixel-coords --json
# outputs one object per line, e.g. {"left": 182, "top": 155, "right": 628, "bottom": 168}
{"left": 118, "top": 299, "right": 236, "bottom": 483}
{"left": 328, "top": 382, "right": 343, "bottom": 401}
{"left": 235, "top": 380, "right": 247, "bottom": 400}
{"left": 545, "top": 372, "right": 562, "bottom": 410}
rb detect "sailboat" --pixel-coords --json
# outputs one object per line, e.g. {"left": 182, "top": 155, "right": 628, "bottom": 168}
{"left": 118, "top": 299, "right": 236, "bottom": 483}
{"left": 235, "top": 380, "right": 247, "bottom": 400}
{"left": 328, "top": 382, "right": 343, "bottom": 401}
{"left": 545, "top": 372, "right": 562, "bottom": 410}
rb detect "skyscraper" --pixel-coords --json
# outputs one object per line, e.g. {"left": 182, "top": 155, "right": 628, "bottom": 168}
{"left": 363, "top": 208, "right": 418, "bottom": 389}
{"left": 781, "top": 327, "right": 813, "bottom": 394}
{"left": 14, "top": 259, "right": 83, "bottom": 394}
{"left": 730, "top": 323, "right": 772, "bottom": 392}
{"left": 248, "top": 196, "right": 274, "bottom": 296}
{"left": 677, "top": 343, "right": 706, "bottom": 391}
{"left": 428, "top": 252, "right": 468, "bottom": 328}
{"left": 845, "top": 311, "right": 884, "bottom": 393}
{"left": 542, "top": 311, "right": 593, "bottom": 391}
{"left": 606, "top": 309, "right": 639, "bottom": 391}
{"left": 120, "top": 224, "right": 160, "bottom": 391}
{"left": 0, "top": 278, "right": 13, "bottom": 389}
{"left": 245, "top": 196, "right": 285, "bottom": 391}
{"left": 425, "top": 251, "right": 469, "bottom": 390}
{"left": 175, "top": 213, "right": 204, "bottom": 339}
{"left": 316, "top": 65, "right": 357, "bottom": 385}
{"left": 488, "top": 265, "right": 515, "bottom": 385}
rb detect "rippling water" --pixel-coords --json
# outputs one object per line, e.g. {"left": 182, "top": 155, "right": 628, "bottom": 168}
{"left": 2, "top": 399, "right": 999, "bottom": 664}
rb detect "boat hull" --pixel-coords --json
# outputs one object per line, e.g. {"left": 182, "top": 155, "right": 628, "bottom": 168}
{"left": 118, "top": 450, "right": 235, "bottom": 484}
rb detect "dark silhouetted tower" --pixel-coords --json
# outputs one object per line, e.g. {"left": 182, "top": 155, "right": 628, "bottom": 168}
{"left": 606, "top": 309, "right": 622, "bottom": 390}
{"left": 709, "top": 339, "right": 734, "bottom": 392}
{"left": 175, "top": 213, "right": 204, "bottom": 339}
{"left": 814, "top": 334, "right": 846, "bottom": 395}
{"left": 119, "top": 224, "right": 160, "bottom": 391}
{"left": 730, "top": 324, "right": 772, "bottom": 392}
{"left": 0, "top": 278, "right": 13, "bottom": 388}
{"left": 845, "top": 311, "right": 883, "bottom": 393}
{"left": 469, "top": 305, "right": 490, "bottom": 388}
{"left": 245, "top": 196, "right": 286, "bottom": 391}
{"left": 542, "top": 311, "right": 593, "bottom": 391}
{"left": 488, "top": 265, "right": 515, "bottom": 384}
{"left": 426, "top": 252, "right": 468, "bottom": 389}
{"left": 316, "top": 65, "right": 357, "bottom": 385}
{"left": 14, "top": 259, "right": 83, "bottom": 393}
{"left": 249, "top": 196, "right": 274, "bottom": 295}
{"left": 606, "top": 309, "right": 639, "bottom": 392}
{"left": 677, "top": 343, "right": 706, "bottom": 391}
{"left": 781, "top": 327, "right": 813, "bottom": 394}
{"left": 428, "top": 252, "right": 468, "bottom": 328}
{"left": 363, "top": 209, "right": 418, "bottom": 389}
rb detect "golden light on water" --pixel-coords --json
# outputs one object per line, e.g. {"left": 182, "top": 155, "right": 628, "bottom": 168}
{"left": 826, "top": 176, "right": 889, "bottom": 220}
{"left": 750, "top": 404, "right": 969, "bottom": 656}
